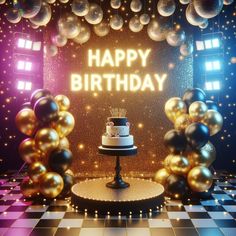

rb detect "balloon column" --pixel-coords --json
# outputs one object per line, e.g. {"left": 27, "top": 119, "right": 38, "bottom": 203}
{"left": 16, "top": 89, "right": 75, "bottom": 199}
{"left": 154, "top": 88, "right": 223, "bottom": 199}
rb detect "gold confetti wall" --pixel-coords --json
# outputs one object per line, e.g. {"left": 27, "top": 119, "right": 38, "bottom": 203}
{"left": 44, "top": 30, "right": 193, "bottom": 177}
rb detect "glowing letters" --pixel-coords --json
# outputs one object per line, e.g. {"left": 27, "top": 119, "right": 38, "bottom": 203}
{"left": 71, "top": 49, "right": 168, "bottom": 92}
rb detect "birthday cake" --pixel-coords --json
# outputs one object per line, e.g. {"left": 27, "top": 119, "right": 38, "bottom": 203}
{"left": 101, "top": 108, "right": 135, "bottom": 149}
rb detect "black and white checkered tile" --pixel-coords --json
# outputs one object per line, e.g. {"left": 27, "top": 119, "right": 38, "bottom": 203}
{"left": 0, "top": 173, "right": 236, "bottom": 236}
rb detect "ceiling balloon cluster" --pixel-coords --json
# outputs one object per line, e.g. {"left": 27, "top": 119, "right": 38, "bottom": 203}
{"left": 3, "top": 0, "right": 234, "bottom": 57}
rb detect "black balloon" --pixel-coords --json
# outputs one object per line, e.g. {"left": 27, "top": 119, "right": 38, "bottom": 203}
{"left": 59, "top": 173, "right": 74, "bottom": 197}
{"left": 165, "top": 174, "right": 189, "bottom": 199}
{"left": 183, "top": 88, "right": 206, "bottom": 107}
{"left": 49, "top": 148, "right": 73, "bottom": 174}
{"left": 164, "top": 129, "right": 187, "bottom": 154}
{"left": 206, "top": 100, "right": 218, "bottom": 111}
{"left": 185, "top": 123, "right": 210, "bottom": 149}
{"left": 34, "top": 97, "right": 59, "bottom": 123}
{"left": 21, "top": 102, "right": 32, "bottom": 109}
{"left": 30, "top": 89, "right": 51, "bottom": 107}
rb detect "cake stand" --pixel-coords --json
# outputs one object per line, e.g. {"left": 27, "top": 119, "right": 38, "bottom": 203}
{"left": 71, "top": 145, "right": 165, "bottom": 215}
{"left": 98, "top": 146, "right": 138, "bottom": 189}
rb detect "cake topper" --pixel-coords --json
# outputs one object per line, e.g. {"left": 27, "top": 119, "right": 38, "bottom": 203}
{"left": 109, "top": 108, "right": 127, "bottom": 117}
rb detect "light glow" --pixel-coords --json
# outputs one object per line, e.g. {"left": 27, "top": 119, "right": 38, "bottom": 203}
{"left": 17, "top": 81, "right": 32, "bottom": 91}
{"left": 71, "top": 48, "right": 168, "bottom": 92}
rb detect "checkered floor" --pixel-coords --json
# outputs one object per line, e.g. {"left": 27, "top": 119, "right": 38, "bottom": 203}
{"left": 0, "top": 173, "right": 236, "bottom": 236}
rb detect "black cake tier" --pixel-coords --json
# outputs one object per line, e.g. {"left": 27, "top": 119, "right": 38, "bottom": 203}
{"left": 107, "top": 117, "right": 128, "bottom": 126}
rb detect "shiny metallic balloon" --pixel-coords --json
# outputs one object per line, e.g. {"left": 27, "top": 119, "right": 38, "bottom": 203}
{"left": 154, "top": 168, "right": 170, "bottom": 186}
{"left": 59, "top": 0, "right": 69, "bottom": 3}
{"left": 93, "top": 20, "right": 110, "bottom": 37}
{"left": 44, "top": 44, "right": 58, "bottom": 57}
{"left": 72, "top": 0, "right": 90, "bottom": 17}
{"left": 6, "top": 8, "right": 21, "bottom": 24}
{"left": 55, "top": 95, "right": 70, "bottom": 111}
{"left": 85, "top": 3, "right": 103, "bottom": 25}
{"left": 139, "top": 13, "right": 150, "bottom": 25}
{"left": 174, "top": 114, "right": 191, "bottom": 131}
{"left": 110, "top": 14, "right": 124, "bottom": 30}
{"left": 130, "top": 0, "right": 142, "bottom": 12}
{"left": 193, "top": 0, "right": 224, "bottom": 19}
{"left": 224, "top": 0, "right": 234, "bottom": 5}
{"left": 73, "top": 22, "right": 91, "bottom": 44}
{"left": 53, "top": 111, "right": 75, "bottom": 138}
{"left": 29, "top": 2, "right": 51, "bottom": 26}
{"left": 187, "top": 166, "right": 213, "bottom": 192}
{"left": 15, "top": 108, "right": 38, "bottom": 136}
{"left": 47, "top": 0, "right": 56, "bottom": 4}
{"left": 169, "top": 155, "right": 191, "bottom": 176}
{"left": 203, "top": 141, "right": 216, "bottom": 157}
{"left": 157, "top": 0, "right": 176, "bottom": 17}
{"left": 30, "top": 21, "right": 39, "bottom": 29}
{"left": 188, "top": 147, "right": 216, "bottom": 167}
{"left": 129, "top": 16, "right": 143, "bottom": 33}
{"left": 39, "top": 172, "right": 64, "bottom": 198}
{"left": 165, "top": 97, "right": 187, "bottom": 122}
{"left": 189, "top": 101, "right": 208, "bottom": 122}
{"left": 186, "top": 3, "right": 207, "bottom": 26}
{"left": 202, "top": 110, "right": 223, "bottom": 136}
{"left": 21, "top": 177, "right": 39, "bottom": 197}
{"left": 180, "top": 0, "right": 190, "bottom": 4}
{"left": 19, "top": 138, "right": 42, "bottom": 164}
{"left": 51, "top": 34, "right": 67, "bottom": 47}
{"left": 59, "top": 137, "right": 70, "bottom": 149}
{"left": 163, "top": 154, "right": 174, "bottom": 172}
{"left": 147, "top": 19, "right": 171, "bottom": 42}
{"left": 14, "top": 0, "right": 42, "bottom": 19}
{"left": 58, "top": 13, "right": 80, "bottom": 39}
{"left": 35, "top": 128, "right": 59, "bottom": 153}
{"left": 180, "top": 40, "right": 193, "bottom": 56}
{"left": 199, "top": 20, "right": 209, "bottom": 29}
{"left": 28, "top": 162, "right": 47, "bottom": 183}
{"left": 166, "top": 28, "right": 186, "bottom": 47}
{"left": 110, "top": 0, "right": 121, "bottom": 9}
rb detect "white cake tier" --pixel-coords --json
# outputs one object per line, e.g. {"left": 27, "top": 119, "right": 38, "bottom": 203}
{"left": 102, "top": 135, "right": 134, "bottom": 147}
{"left": 106, "top": 125, "right": 129, "bottom": 137}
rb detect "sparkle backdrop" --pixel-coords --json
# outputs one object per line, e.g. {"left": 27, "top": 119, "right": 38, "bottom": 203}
{"left": 0, "top": 1, "right": 235, "bottom": 174}
{"left": 44, "top": 29, "right": 192, "bottom": 177}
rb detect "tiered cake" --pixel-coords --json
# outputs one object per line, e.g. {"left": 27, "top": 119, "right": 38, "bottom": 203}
{"left": 102, "top": 109, "right": 134, "bottom": 149}
{"left": 101, "top": 108, "right": 134, "bottom": 150}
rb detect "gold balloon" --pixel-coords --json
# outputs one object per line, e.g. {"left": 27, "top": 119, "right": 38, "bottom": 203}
{"left": 169, "top": 155, "right": 191, "bottom": 175}
{"left": 39, "top": 172, "right": 64, "bottom": 198}
{"left": 55, "top": 95, "right": 70, "bottom": 111}
{"left": 15, "top": 108, "right": 38, "bottom": 136}
{"left": 202, "top": 110, "right": 223, "bottom": 136}
{"left": 53, "top": 111, "right": 75, "bottom": 138}
{"left": 28, "top": 162, "right": 47, "bottom": 183}
{"left": 188, "top": 146, "right": 215, "bottom": 167}
{"left": 58, "top": 136, "right": 70, "bottom": 149}
{"left": 163, "top": 154, "right": 174, "bottom": 172}
{"left": 65, "top": 169, "right": 74, "bottom": 176}
{"left": 19, "top": 138, "right": 42, "bottom": 164}
{"left": 164, "top": 97, "right": 187, "bottom": 123}
{"left": 189, "top": 101, "right": 208, "bottom": 122}
{"left": 154, "top": 168, "right": 170, "bottom": 186}
{"left": 202, "top": 141, "right": 216, "bottom": 158}
{"left": 35, "top": 128, "right": 59, "bottom": 153}
{"left": 187, "top": 166, "right": 213, "bottom": 192}
{"left": 21, "top": 178, "right": 39, "bottom": 198}
{"left": 174, "top": 114, "right": 191, "bottom": 130}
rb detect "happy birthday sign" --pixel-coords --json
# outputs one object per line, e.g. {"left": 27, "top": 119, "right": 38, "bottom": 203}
{"left": 70, "top": 48, "right": 168, "bottom": 92}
